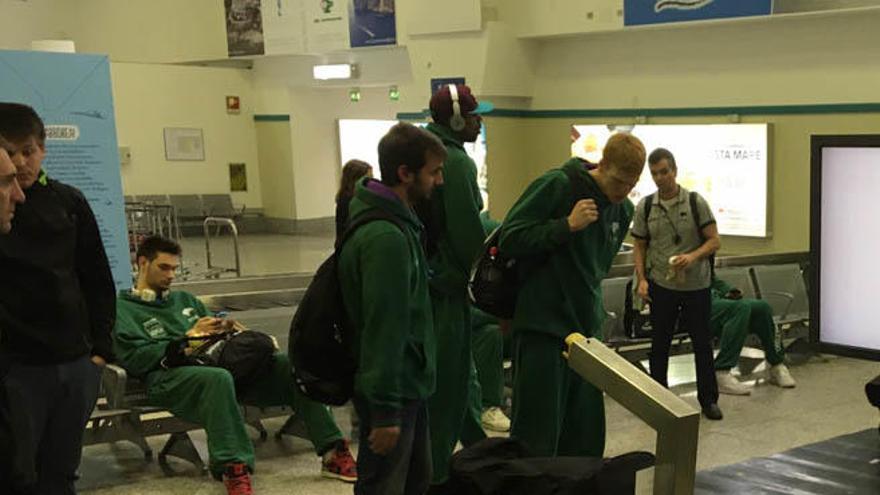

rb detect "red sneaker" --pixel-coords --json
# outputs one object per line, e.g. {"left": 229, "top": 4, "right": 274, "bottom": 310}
{"left": 223, "top": 462, "right": 254, "bottom": 495}
{"left": 321, "top": 440, "right": 358, "bottom": 483}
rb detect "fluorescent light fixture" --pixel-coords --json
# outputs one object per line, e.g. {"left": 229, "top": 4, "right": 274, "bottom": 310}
{"left": 313, "top": 63, "right": 356, "bottom": 80}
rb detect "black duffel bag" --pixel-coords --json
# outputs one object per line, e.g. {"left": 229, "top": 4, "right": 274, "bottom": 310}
{"left": 445, "top": 437, "right": 654, "bottom": 495}
{"left": 163, "top": 330, "right": 277, "bottom": 388}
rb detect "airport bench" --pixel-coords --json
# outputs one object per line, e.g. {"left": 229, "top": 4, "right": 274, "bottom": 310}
{"left": 84, "top": 363, "right": 305, "bottom": 474}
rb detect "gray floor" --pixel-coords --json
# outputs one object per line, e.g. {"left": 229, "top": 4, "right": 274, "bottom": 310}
{"left": 179, "top": 234, "right": 334, "bottom": 279}
{"left": 77, "top": 305, "right": 880, "bottom": 494}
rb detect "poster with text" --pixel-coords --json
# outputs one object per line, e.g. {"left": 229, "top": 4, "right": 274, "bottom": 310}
{"left": 261, "top": 0, "right": 306, "bottom": 55}
{"left": 305, "top": 0, "right": 351, "bottom": 52}
{"left": 225, "top": 0, "right": 266, "bottom": 57}
{"left": 571, "top": 124, "right": 769, "bottom": 237}
{"left": 349, "top": 0, "right": 397, "bottom": 48}
{"left": 624, "top": 0, "right": 772, "bottom": 26}
{"left": 0, "top": 50, "right": 131, "bottom": 289}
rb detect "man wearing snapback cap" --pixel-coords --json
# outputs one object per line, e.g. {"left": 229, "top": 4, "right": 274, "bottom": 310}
{"left": 420, "top": 84, "right": 493, "bottom": 489}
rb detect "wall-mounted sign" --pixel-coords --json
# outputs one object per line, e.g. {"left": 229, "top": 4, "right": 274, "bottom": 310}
{"left": 229, "top": 163, "right": 248, "bottom": 191}
{"left": 0, "top": 50, "right": 131, "bottom": 289}
{"left": 226, "top": 95, "right": 241, "bottom": 114}
{"left": 225, "top": 0, "right": 266, "bottom": 56}
{"left": 163, "top": 128, "right": 205, "bottom": 161}
{"left": 624, "top": 0, "right": 772, "bottom": 26}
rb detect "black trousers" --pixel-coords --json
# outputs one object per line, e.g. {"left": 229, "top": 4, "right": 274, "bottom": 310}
{"left": 648, "top": 282, "right": 719, "bottom": 408}
{"left": 2, "top": 355, "right": 101, "bottom": 495}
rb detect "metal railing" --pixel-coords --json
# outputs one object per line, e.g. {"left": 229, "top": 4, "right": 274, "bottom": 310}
{"left": 565, "top": 333, "right": 700, "bottom": 495}
{"left": 203, "top": 217, "right": 241, "bottom": 278}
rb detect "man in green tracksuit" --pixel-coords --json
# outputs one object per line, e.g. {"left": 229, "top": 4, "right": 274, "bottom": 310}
{"left": 710, "top": 276, "right": 797, "bottom": 395}
{"left": 499, "top": 133, "right": 646, "bottom": 457}
{"left": 338, "top": 122, "right": 446, "bottom": 495}
{"left": 423, "top": 84, "right": 493, "bottom": 486}
{"left": 113, "top": 236, "right": 356, "bottom": 494}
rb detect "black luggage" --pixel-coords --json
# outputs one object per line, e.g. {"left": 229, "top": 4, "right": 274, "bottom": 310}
{"left": 445, "top": 437, "right": 654, "bottom": 495}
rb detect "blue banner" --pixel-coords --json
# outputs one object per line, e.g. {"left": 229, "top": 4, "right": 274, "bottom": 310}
{"left": 625, "top": 0, "right": 772, "bottom": 26}
{"left": 0, "top": 50, "right": 131, "bottom": 290}
{"left": 349, "top": 0, "right": 397, "bottom": 48}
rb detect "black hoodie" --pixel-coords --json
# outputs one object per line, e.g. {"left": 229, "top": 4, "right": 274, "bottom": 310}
{"left": 0, "top": 175, "right": 116, "bottom": 365}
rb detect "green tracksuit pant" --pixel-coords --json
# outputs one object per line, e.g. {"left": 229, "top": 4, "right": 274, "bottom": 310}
{"left": 510, "top": 331, "right": 605, "bottom": 457}
{"left": 711, "top": 298, "right": 785, "bottom": 371}
{"left": 472, "top": 323, "right": 505, "bottom": 408}
{"left": 145, "top": 354, "right": 343, "bottom": 477}
{"left": 427, "top": 291, "right": 483, "bottom": 484}
{"left": 460, "top": 358, "right": 488, "bottom": 448}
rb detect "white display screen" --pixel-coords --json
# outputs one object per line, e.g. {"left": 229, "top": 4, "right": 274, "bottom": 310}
{"left": 338, "top": 119, "right": 488, "bottom": 207}
{"left": 571, "top": 124, "right": 769, "bottom": 237}
{"left": 819, "top": 147, "right": 880, "bottom": 352}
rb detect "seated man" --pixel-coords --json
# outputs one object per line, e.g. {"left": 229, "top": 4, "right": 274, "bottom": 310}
{"left": 112, "top": 235, "right": 356, "bottom": 495}
{"left": 711, "top": 275, "right": 797, "bottom": 395}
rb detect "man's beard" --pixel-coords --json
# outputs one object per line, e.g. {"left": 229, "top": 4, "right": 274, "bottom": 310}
{"left": 407, "top": 181, "right": 431, "bottom": 204}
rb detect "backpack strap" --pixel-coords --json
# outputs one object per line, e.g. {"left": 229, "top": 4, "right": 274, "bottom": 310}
{"left": 642, "top": 193, "right": 655, "bottom": 242}
{"left": 688, "top": 191, "right": 701, "bottom": 233}
{"left": 562, "top": 165, "right": 591, "bottom": 209}
{"left": 336, "top": 209, "right": 407, "bottom": 252}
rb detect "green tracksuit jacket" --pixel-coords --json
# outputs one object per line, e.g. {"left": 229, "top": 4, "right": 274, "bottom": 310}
{"left": 499, "top": 158, "right": 632, "bottom": 457}
{"left": 423, "top": 122, "right": 485, "bottom": 296}
{"left": 338, "top": 179, "right": 436, "bottom": 427}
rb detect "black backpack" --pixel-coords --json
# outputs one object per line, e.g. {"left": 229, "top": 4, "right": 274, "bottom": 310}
{"left": 468, "top": 166, "right": 591, "bottom": 319}
{"left": 288, "top": 210, "right": 405, "bottom": 406}
{"left": 217, "top": 331, "right": 277, "bottom": 388}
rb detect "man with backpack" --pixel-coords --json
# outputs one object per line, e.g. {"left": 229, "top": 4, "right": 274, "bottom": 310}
{"left": 337, "top": 122, "right": 446, "bottom": 495}
{"left": 113, "top": 235, "right": 356, "bottom": 495}
{"left": 631, "top": 147, "right": 723, "bottom": 420}
{"left": 421, "top": 84, "right": 493, "bottom": 489}
{"left": 0, "top": 103, "right": 116, "bottom": 494}
{"left": 499, "top": 133, "right": 646, "bottom": 458}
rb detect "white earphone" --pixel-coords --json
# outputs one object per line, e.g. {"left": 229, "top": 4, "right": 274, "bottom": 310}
{"left": 448, "top": 84, "right": 465, "bottom": 132}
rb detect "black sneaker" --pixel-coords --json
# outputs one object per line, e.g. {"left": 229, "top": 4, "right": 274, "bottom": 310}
{"left": 702, "top": 403, "right": 723, "bottom": 420}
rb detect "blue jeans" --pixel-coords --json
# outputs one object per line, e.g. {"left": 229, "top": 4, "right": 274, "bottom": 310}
{"left": 352, "top": 398, "right": 431, "bottom": 495}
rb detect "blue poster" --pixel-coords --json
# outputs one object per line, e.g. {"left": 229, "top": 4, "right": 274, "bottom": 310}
{"left": 349, "top": 0, "right": 397, "bottom": 48}
{"left": 0, "top": 50, "right": 131, "bottom": 290}
{"left": 624, "top": 0, "right": 772, "bottom": 26}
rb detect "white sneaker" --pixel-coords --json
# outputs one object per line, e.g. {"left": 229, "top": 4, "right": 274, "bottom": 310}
{"left": 768, "top": 363, "right": 796, "bottom": 388}
{"left": 481, "top": 407, "right": 511, "bottom": 432}
{"left": 716, "top": 370, "right": 751, "bottom": 396}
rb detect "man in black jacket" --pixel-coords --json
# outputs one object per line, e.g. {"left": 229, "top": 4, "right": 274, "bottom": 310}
{"left": 0, "top": 103, "right": 116, "bottom": 494}
{"left": 0, "top": 134, "right": 30, "bottom": 494}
